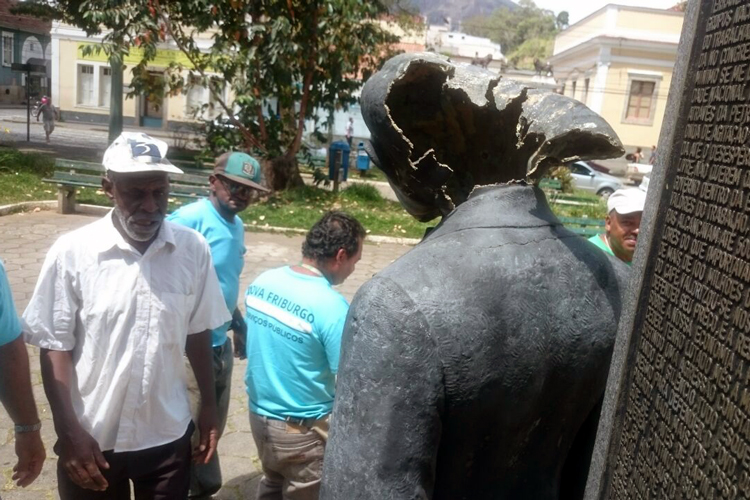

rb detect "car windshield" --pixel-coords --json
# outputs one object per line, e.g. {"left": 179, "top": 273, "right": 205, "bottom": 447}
{"left": 570, "top": 163, "right": 590, "bottom": 175}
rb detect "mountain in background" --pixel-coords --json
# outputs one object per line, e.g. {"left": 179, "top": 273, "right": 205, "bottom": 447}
{"left": 411, "top": 0, "right": 519, "bottom": 25}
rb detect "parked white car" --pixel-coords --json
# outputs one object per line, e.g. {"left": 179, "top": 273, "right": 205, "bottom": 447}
{"left": 626, "top": 163, "right": 653, "bottom": 185}
{"left": 568, "top": 161, "right": 623, "bottom": 198}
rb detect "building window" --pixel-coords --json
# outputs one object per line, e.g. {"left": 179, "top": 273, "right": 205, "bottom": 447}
{"left": 99, "top": 67, "right": 111, "bottom": 107}
{"left": 77, "top": 64, "right": 95, "bottom": 106}
{"left": 186, "top": 73, "right": 225, "bottom": 120}
{"left": 571, "top": 81, "right": 577, "bottom": 99}
{"left": 186, "top": 74, "right": 207, "bottom": 116}
{"left": 2, "top": 32, "right": 13, "bottom": 66}
{"left": 622, "top": 75, "right": 661, "bottom": 126}
{"left": 626, "top": 81, "right": 655, "bottom": 120}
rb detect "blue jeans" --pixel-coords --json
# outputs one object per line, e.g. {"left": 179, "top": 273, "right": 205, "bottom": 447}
{"left": 187, "top": 337, "right": 234, "bottom": 499}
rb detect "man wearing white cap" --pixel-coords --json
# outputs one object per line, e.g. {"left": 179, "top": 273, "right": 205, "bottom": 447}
{"left": 589, "top": 187, "right": 647, "bottom": 265}
{"left": 23, "top": 132, "right": 232, "bottom": 499}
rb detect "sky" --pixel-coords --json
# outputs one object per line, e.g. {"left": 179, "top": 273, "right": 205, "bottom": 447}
{"left": 531, "top": 0, "right": 681, "bottom": 25}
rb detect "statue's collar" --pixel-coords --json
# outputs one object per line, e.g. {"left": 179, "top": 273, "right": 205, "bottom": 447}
{"left": 424, "top": 184, "right": 561, "bottom": 241}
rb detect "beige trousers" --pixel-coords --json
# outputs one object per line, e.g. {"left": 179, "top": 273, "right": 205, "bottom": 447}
{"left": 249, "top": 412, "right": 330, "bottom": 500}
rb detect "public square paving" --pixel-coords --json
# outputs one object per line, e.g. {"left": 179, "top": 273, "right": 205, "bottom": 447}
{"left": 0, "top": 209, "right": 412, "bottom": 499}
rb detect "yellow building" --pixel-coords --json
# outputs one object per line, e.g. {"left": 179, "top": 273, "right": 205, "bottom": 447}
{"left": 52, "top": 22, "right": 223, "bottom": 130}
{"left": 549, "top": 5, "right": 684, "bottom": 150}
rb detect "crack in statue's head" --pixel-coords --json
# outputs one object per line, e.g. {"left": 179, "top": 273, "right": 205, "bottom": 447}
{"left": 361, "top": 53, "right": 625, "bottom": 222}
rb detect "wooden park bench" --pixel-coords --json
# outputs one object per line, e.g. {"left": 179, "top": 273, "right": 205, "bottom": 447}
{"left": 44, "top": 158, "right": 213, "bottom": 214}
{"left": 296, "top": 152, "right": 326, "bottom": 170}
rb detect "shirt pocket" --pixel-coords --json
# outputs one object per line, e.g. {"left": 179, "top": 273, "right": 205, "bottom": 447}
{"left": 154, "top": 291, "right": 195, "bottom": 345}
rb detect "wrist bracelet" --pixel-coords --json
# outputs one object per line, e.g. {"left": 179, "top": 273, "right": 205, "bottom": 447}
{"left": 14, "top": 421, "right": 41, "bottom": 433}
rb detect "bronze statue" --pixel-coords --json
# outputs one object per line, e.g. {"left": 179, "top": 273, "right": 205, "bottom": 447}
{"left": 321, "top": 53, "right": 628, "bottom": 500}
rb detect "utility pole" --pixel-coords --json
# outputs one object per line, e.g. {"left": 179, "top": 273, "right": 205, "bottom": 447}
{"left": 108, "top": 54, "right": 124, "bottom": 143}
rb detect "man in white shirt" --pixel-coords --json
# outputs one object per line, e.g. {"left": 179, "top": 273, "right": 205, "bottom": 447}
{"left": 23, "top": 132, "right": 232, "bottom": 499}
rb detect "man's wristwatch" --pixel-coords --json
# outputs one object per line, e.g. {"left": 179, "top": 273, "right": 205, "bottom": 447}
{"left": 14, "top": 421, "right": 42, "bottom": 433}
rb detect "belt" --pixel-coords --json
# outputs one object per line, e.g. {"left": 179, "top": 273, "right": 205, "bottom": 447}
{"left": 283, "top": 415, "right": 323, "bottom": 427}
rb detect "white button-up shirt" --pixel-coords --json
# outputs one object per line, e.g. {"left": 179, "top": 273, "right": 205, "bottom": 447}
{"left": 23, "top": 212, "right": 231, "bottom": 452}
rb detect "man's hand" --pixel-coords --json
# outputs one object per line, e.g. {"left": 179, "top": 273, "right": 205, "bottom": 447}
{"left": 13, "top": 430, "right": 45, "bottom": 487}
{"left": 57, "top": 427, "right": 110, "bottom": 491}
{"left": 193, "top": 404, "right": 219, "bottom": 464}
{"left": 232, "top": 315, "right": 247, "bottom": 360}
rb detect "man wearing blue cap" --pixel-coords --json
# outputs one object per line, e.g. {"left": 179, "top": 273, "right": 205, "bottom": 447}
{"left": 168, "top": 151, "right": 270, "bottom": 499}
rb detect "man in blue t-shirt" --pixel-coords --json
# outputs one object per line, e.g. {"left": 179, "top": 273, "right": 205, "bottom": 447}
{"left": 0, "top": 259, "right": 46, "bottom": 488}
{"left": 245, "top": 211, "right": 365, "bottom": 500}
{"left": 168, "top": 151, "right": 269, "bottom": 499}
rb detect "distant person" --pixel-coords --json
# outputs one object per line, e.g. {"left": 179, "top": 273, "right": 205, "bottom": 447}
{"left": 35, "top": 96, "right": 57, "bottom": 143}
{"left": 345, "top": 117, "right": 354, "bottom": 147}
{"left": 589, "top": 187, "right": 646, "bottom": 265}
{"left": 648, "top": 145, "right": 657, "bottom": 165}
{"left": 23, "top": 132, "right": 231, "bottom": 499}
{"left": 245, "top": 211, "right": 365, "bottom": 500}
{"left": 634, "top": 147, "right": 644, "bottom": 163}
{"left": 167, "top": 151, "right": 269, "bottom": 499}
{"left": 0, "top": 258, "right": 46, "bottom": 488}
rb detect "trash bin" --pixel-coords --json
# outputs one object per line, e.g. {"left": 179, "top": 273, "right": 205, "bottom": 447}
{"left": 356, "top": 142, "right": 370, "bottom": 174}
{"left": 328, "top": 141, "right": 350, "bottom": 182}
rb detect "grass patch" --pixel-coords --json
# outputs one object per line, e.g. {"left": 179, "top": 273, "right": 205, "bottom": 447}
{"left": 0, "top": 145, "right": 610, "bottom": 239}
{"left": 240, "top": 184, "right": 435, "bottom": 239}
{"left": 0, "top": 148, "right": 57, "bottom": 205}
{"left": 298, "top": 164, "right": 389, "bottom": 183}
{"left": 547, "top": 189, "right": 608, "bottom": 220}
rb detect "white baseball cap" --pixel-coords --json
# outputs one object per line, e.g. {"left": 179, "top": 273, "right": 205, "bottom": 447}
{"left": 103, "top": 132, "right": 183, "bottom": 174}
{"left": 607, "top": 187, "right": 646, "bottom": 215}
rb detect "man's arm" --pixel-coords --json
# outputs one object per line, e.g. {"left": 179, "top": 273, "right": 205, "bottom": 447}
{"left": 231, "top": 307, "right": 246, "bottom": 359}
{"left": 0, "top": 336, "right": 45, "bottom": 487}
{"left": 321, "top": 278, "right": 444, "bottom": 500}
{"left": 185, "top": 330, "right": 218, "bottom": 464}
{"left": 41, "top": 349, "right": 109, "bottom": 491}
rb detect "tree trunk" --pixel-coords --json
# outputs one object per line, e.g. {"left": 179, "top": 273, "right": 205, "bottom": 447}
{"left": 267, "top": 156, "right": 305, "bottom": 191}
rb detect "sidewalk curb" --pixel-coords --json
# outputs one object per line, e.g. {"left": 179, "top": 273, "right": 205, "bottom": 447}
{"left": 0, "top": 201, "right": 420, "bottom": 246}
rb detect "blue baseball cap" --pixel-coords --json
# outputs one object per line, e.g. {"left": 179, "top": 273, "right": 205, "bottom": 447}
{"left": 214, "top": 152, "right": 269, "bottom": 192}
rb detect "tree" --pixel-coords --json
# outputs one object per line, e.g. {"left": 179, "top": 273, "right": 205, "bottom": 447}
{"left": 556, "top": 11, "right": 569, "bottom": 30}
{"left": 463, "top": 0, "right": 563, "bottom": 70}
{"left": 16, "top": 0, "right": 402, "bottom": 190}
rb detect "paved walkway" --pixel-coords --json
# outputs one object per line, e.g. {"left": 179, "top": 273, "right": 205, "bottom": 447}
{"left": 0, "top": 210, "right": 412, "bottom": 499}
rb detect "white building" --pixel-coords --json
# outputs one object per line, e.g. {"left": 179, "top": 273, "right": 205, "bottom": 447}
{"left": 426, "top": 24, "right": 504, "bottom": 62}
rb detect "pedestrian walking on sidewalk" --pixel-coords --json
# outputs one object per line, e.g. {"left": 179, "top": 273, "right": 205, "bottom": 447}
{"left": 35, "top": 96, "right": 57, "bottom": 143}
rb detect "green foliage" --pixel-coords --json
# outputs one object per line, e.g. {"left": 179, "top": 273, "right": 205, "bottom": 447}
{"left": 511, "top": 37, "right": 554, "bottom": 70}
{"left": 548, "top": 166, "right": 574, "bottom": 193}
{"left": 0, "top": 148, "right": 108, "bottom": 205}
{"left": 0, "top": 148, "right": 54, "bottom": 176}
{"left": 16, "top": 0, "right": 401, "bottom": 190}
{"left": 463, "top": 0, "right": 566, "bottom": 69}
{"left": 341, "top": 183, "right": 383, "bottom": 203}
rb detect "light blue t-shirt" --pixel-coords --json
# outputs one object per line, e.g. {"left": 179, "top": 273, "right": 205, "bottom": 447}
{"left": 0, "top": 260, "right": 22, "bottom": 347}
{"left": 168, "top": 199, "right": 246, "bottom": 347}
{"left": 244, "top": 266, "right": 349, "bottom": 420}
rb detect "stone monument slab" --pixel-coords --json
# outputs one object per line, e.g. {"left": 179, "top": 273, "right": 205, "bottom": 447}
{"left": 587, "top": 1, "right": 750, "bottom": 498}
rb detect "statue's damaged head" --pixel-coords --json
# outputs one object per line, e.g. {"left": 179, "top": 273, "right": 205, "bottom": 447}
{"left": 361, "top": 53, "right": 626, "bottom": 221}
